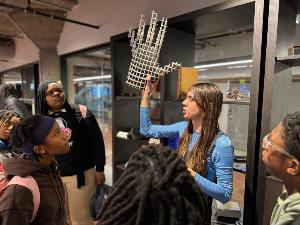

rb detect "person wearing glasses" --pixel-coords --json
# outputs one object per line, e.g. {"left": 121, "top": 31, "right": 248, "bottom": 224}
{"left": 0, "top": 110, "right": 21, "bottom": 151}
{"left": 36, "top": 80, "right": 106, "bottom": 225}
{"left": 262, "top": 111, "right": 300, "bottom": 225}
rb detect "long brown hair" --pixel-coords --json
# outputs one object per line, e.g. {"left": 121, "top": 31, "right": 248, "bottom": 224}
{"left": 177, "top": 83, "right": 223, "bottom": 176}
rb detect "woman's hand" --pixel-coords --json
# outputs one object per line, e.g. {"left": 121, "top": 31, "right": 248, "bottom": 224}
{"left": 95, "top": 171, "right": 106, "bottom": 186}
{"left": 142, "top": 74, "right": 159, "bottom": 98}
{"left": 141, "top": 74, "right": 160, "bottom": 108}
{"left": 188, "top": 168, "right": 196, "bottom": 177}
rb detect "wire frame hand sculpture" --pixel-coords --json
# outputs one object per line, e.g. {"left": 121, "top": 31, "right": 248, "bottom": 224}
{"left": 126, "top": 11, "right": 182, "bottom": 90}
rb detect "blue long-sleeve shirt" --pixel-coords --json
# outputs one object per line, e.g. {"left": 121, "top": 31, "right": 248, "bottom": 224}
{"left": 140, "top": 107, "right": 233, "bottom": 203}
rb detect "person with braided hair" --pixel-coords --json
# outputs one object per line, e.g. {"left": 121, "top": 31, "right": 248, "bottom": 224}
{"left": 140, "top": 76, "right": 234, "bottom": 224}
{"left": 0, "top": 115, "right": 71, "bottom": 225}
{"left": 0, "top": 110, "right": 21, "bottom": 151}
{"left": 262, "top": 112, "right": 300, "bottom": 225}
{"left": 97, "top": 144, "right": 209, "bottom": 225}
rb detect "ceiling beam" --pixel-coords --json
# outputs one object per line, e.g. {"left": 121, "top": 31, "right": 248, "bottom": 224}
{"left": 0, "top": 2, "right": 99, "bottom": 29}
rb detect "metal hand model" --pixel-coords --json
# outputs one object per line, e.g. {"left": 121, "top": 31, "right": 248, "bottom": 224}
{"left": 126, "top": 11, "right": 181, "bottom": 90}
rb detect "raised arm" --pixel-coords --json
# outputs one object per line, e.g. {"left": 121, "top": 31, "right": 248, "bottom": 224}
{"left": 141, "top": 74, "right": 158, "bottom": 108}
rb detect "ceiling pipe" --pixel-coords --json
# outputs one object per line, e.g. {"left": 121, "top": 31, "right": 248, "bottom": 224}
{"left": 0, "top": 2, "right": 99, "bottom": 30}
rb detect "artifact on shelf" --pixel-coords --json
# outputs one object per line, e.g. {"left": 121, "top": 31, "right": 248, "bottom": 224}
{"left": 126, "top": 11, "right": 181, "bottom": 90}
{"left": 288, "top": 45, "right": 300, "bottom": 56}
{"left": 226, "top": 87, "right": 248, "bottom": 100}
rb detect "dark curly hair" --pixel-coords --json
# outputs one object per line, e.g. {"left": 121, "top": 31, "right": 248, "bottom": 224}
{"left": 97, "top": 144, "right": 208, "bottom": 225}
{"left": 10, "top": 114, "right": 44, "bottom": 155}
{"left": 282, "top": 111, "right": 300, "bottom": 161}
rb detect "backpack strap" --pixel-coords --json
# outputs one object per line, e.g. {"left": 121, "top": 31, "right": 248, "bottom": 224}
{"left": 6, "top": 176, "right": 40, "bottom": 223}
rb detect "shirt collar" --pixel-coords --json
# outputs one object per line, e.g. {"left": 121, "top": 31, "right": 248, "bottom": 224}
{"left": 48, "top": 108, "right": 66, "bottom": 115}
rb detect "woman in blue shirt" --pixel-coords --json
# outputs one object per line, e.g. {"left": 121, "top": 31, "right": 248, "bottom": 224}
{"left": 140, "top": 77, "right": 234, "bottom": 223}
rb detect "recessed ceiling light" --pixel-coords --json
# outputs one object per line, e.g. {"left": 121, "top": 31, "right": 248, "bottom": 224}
{"left": 194, "top": 59, "right": 253, "bottom": 69}
{"left": 228, "top": 65, "right": 248, "bottom": 69}
{"left": 73, "top": 75, "right": 111, "bottom": 82}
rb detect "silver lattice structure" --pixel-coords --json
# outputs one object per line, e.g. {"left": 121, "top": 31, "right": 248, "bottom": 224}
{"left": 126, "top": 11, "right": 181, "bottom": 90}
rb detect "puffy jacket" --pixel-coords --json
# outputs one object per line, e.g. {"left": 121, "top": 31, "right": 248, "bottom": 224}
{"left": 0, "top": 156, "right": 67, "bottom": 225}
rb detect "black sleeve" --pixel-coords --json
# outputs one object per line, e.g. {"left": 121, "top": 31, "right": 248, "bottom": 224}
{"left": 0, "top": 184, "right": 33, "bottom": 225}
{"left": 85, "top": 110, "right": 106, "bottom": 172}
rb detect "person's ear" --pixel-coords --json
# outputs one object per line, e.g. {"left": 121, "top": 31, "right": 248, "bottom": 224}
{"left": 286, "top": 159, "right": 300, "bottom": 175}
{"left": 33, "top": 145, "right": 47, "bottom": 155}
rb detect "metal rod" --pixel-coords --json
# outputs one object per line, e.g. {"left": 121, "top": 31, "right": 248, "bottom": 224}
{"left": 0, "top": 2, "right": 99, "bottom": 29}
{"left": 27, "top": 8, "right": 99, "bottom": 29}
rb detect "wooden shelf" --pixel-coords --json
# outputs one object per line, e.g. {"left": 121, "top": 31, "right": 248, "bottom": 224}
{"left": 276, "top": 55, "right": 300, "bottom": 67}
{"left": 223, "top": 100, "right": 250, "bottom": 105}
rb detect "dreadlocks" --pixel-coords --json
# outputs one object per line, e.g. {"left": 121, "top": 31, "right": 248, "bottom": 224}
{"left": 177, "top": 83, "right": 223, "bottom": 176}
{"left": 9, "top": 115, "right": 43, "bottom": 152}
{"left": 97, "top": 144, "right": 208, "bottom": 225}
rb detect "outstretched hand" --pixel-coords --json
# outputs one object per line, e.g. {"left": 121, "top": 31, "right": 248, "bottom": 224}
{"left": 126, "top": 11, "right": 181, "bottom": 90}
{"left": 143, "top": 74, "right": 160, "bottom": 97}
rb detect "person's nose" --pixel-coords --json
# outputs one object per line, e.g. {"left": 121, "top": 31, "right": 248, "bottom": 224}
{"left": 61, "top": 128, "right": 72, "bottom": 140}
{"left": 53, "top": 91, "right": 62, "bottom": 96}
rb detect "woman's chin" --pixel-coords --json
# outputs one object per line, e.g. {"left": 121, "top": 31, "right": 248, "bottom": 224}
{"left": 183, "top": 114, "right": 189, "bottom": 120}
{"left": 61, "top": 145, "right": 71, "bottom": 154}
{"left": 65, "top": 146, "right": 71, "bottom": 152}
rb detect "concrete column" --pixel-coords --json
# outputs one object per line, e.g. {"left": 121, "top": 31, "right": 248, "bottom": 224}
{"left": 39, "top": 48, "right": 61, "bottom": 81}
{"left": 66, "top": 58, "right": 75, "bottom": 104}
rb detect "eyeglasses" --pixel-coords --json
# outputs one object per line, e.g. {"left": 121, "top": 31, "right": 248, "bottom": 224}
{"left": 262, "top": 134, "right": 296, "bottom": 159}
{"left": 46, "top": 88, "right": 63, "bottom": 96}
